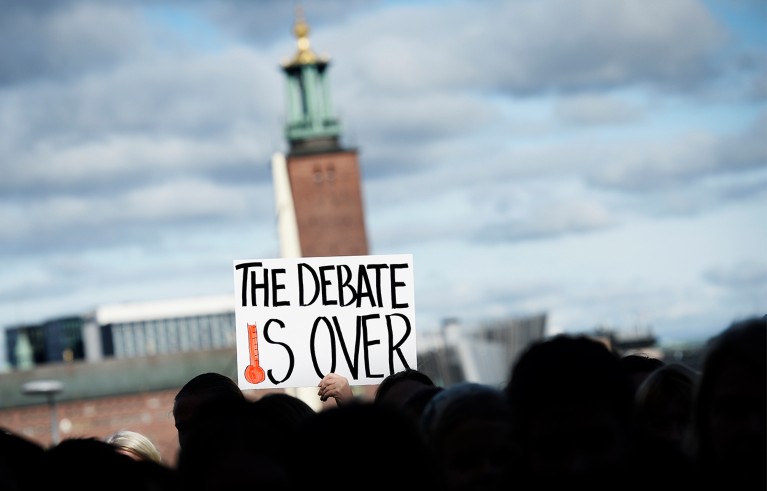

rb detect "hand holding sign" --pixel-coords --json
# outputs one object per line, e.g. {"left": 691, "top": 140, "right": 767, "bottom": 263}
{"left": 318, "top": 372, "right": 355, "bottom": 405}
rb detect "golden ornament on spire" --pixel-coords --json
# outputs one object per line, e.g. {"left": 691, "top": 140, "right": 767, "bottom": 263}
{"left": 284, "top": 6, "right": 327, "bottom": 67}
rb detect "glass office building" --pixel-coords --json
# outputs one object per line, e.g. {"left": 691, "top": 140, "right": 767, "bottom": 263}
{"left": 4, "top": 294, "right": 237, "bottom": 368}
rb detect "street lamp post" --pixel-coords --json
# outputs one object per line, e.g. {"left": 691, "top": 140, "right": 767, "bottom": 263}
{"left": 21, "top": 380, "right": 64, "bottom": 445}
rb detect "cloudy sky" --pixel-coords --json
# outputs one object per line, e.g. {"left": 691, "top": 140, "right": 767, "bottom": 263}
{"left": 1, "top": 0, "right": 764, "bottom": 347}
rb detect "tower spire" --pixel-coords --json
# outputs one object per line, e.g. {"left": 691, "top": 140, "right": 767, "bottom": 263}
{"left": 271, "top": 9, "right": 369, "bottom": 259}
{"left": 281, "top": 7, "right": 340, "bottom": 153}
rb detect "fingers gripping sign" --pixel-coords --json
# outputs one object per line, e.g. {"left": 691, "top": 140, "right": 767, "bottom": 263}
{"left": 318, "top": 372, "right": 355, "bottom": 405}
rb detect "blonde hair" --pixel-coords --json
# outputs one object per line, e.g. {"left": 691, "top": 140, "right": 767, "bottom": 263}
{"left": 105, "top": 429, "right": 163, "bottom": 464}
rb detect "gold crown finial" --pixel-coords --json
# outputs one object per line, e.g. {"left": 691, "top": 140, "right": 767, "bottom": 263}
{"left": 284, "top": 5, "right": 325, "bottom": 66}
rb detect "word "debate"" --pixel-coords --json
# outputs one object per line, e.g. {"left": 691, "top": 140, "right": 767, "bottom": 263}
{"left": 235, "top": 261, "right": 411, "bottom": 309}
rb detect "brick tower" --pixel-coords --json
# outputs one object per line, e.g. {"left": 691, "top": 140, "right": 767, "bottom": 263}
{"left": 271, "top": 9, "right": 369, "bottom": 259}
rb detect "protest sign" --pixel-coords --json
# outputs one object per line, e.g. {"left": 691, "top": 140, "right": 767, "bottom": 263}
{"left": 232, "top": 254, "right": 417, "bottom": 390}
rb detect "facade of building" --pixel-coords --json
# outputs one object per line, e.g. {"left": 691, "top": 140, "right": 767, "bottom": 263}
{"left": 5, "top": 316, "right": 85, "bottom": 368}
{"left": 4, "top": 295, "right": 237, "bottom": 369}
{"left": 418, "top": 313, "right": 548, "bottom": 388}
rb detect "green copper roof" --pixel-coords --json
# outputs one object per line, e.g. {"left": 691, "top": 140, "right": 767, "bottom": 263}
{"left": 281, "top": 9, "right": 341, "bottom": 148}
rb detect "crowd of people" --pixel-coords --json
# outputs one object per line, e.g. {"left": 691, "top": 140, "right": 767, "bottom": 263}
{"left": 1, "top": 315, "right": 764, "bottom": 491}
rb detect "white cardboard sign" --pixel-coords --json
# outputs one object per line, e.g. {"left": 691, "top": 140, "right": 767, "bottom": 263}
{"left": 232, "top": 254, "right": 417, "bottom": 390}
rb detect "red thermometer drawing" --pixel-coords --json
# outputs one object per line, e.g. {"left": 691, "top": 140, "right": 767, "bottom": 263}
{"left": 244, "top": 323, "right": 266, "bottom": 384}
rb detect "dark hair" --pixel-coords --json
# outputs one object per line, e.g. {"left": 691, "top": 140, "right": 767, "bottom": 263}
{"left": 687, "top": 316, "right": 766, "bottom": 477}
{"left": 42, "top": 438, "right": 149, "bottom": 491}
{"left": 1, "top": 427, "right": 45, "bottom": 490}
{"left": 173, "top": 372, "right": 245, "bottom": 450}
{"left": 504, "top": 334, "right": 635, "bottom": 436}
{"left": 374, "top": 368, "right": 435, "bottom": 404}
{"left": 253, "top": 392, "right": 316, "bottom": 431}
{"left": 619, "top": 353, "right": 665, "bottom": 374}
{"left": 174, "top": 372, "right": 244, "bottom": 404}
{"left": 401, "top": 386, "right": 444, "bottom": 422}
{"left": 503, "top": 334, "right": 638, "bottom": 489}
{"left": 420, "top": 382, "right": 511, "bottom": 445}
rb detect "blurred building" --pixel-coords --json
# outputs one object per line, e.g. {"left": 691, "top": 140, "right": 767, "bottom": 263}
{"left": 418, "top": 314, "right": 548, "bottom": 389}
{"left": 4, "top": 295, "right": 236, "bottom": 367}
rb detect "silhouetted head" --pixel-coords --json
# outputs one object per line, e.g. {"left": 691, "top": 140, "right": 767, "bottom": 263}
{"left": 688, "top": 316, "right": 766, "bottom": 489}
{"left": 401, "top": 385, "right": 444, "bottom": 423}
{"left": 42, "top": 437, "right": 148, "bottom": 491}
{"left": 633, "top": 362, "right": 698, "bottom": 451}
{"left": 374, "top": 368, "right": 436, "bottom": 407}
{"left": 421, "top": 383, "right": 515, "bottom": 491}
{"left": 619, "top": 353, "right": 666, "bottom": 395}
{"left": 0, "top": 428, "right": 45, "bottom": 491}
{"left": 173, "top": 372, "right": 245, "bottom": 449}
{"left": 504, "top": 334, "right": 635, "bottom": 490}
